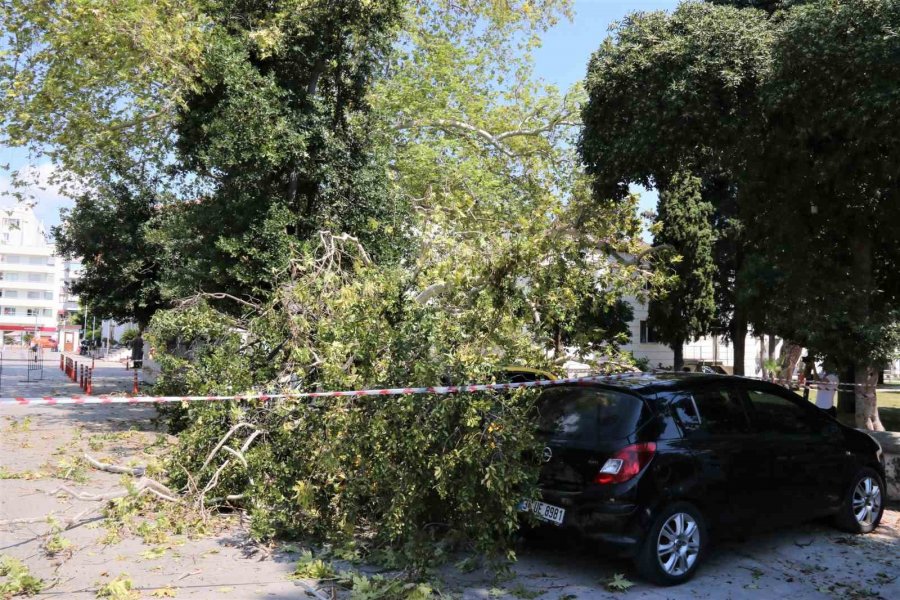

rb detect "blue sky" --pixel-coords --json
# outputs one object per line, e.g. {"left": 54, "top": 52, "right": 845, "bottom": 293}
{"left": 533, "top": 0, "right": 681, "bottom": 237}
{"left": 0, "top": 0, "right": 679, "bottom": 233}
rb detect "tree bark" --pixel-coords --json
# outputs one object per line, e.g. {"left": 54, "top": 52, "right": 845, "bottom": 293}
{"left": 837, "top": 365, "right": 855, "bottom": 414}
{"left": 672, "top": 340, "right": 684, "bottom": 371}
{"left": 731, "top": 310, "right": 747, "bottom": 376}
{"left": 778, "top": 342, "right": 802, "bottom": 382}
{"left": 855, "top": 365, "right": 884, "bottom": 431}
{"left": 768, "top": 335, "right": 778, "bottom": 362}
{"left": 850, "top": 232, "right": 884, "bottom": 430}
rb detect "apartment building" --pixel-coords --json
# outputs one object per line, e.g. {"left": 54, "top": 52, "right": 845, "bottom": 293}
{"left": 0, "top": 205, "right": 79, "bottom": 347}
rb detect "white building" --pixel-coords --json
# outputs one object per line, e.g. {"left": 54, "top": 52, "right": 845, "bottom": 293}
{"left": 0, "top": 205, "right": 79, "bottom": 348}
{"left": 622, "top": 295, "right": 774, "bottom": 375}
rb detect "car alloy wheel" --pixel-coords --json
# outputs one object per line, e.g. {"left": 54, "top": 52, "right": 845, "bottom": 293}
{"left": 851, "top": 476, "right": 882, "bottom": 527}
{"left": 656, "top": 512, "right": 701, "bottom": 577}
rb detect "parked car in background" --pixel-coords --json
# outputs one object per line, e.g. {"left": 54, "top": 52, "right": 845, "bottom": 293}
{"left": 526, "top": 373, "right": 885, "bottom": 585}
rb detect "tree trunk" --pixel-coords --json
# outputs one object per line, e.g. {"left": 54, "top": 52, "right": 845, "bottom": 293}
{"left": 849, "top": 231, "right": 884, "bottom": 430}
{"left": 855, "top": 365, "right": 884, "bottom": 431}
{"left": 838, "top": 365, "right": 855, "bottom": 415}
{"left": 731, "top": 310, "right": 747, "bottom": 376}
{"left": 778, "top": 342, "right": 802, "bottom": 382}
{"left": 672, "top": 341, "right": 684, "bottom": 371}
{"left": 758, "top": 336, "right": 766, "bottom": 377}
{"left": 768, "top": 335, "right": 778, "bottom": 362}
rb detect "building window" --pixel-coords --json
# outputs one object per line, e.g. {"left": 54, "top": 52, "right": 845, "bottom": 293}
{"left": 0, "top": 233, "right": 8, "bottom": 243}
{"left": 43, "top": 291, "right": 53, "bottom": 300}
{"left": 26, "top": 308, "right": 37, "bottom": 317}
{"left": 27, "top": 256, "right": 45, "bottom": 265}
{"left": 640, "top": 320, "right": 659, "bottom": 344}
{"left": 42, "top": 308, "right": 52, "bottom": 317}
{"left": 3, "top": 307, "right": 15, "bottom": 316}
{"left": 3, "top": 255, "right": 20, "bottom": 264}
{"left": 2, "top": 218, "right": 20, "bottom": 229}
{"left": 27, "top": 291, "right": 40, "bottom": 300}
{"left": 4, "top": 273, "right": 17, "bottom": 281}
{"left": 4, "top": 290, "right": 17, "bottom": 299}
{"left": 27, "top": 273, "right": 46, "bottom": 283}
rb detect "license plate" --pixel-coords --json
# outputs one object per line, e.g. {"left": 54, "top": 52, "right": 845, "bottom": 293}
{"left": 518, "top": 500, "right": 565, "bottom": 525}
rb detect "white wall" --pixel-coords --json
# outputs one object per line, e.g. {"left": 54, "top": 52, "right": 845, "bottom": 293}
{"left": 622, "top": 296, "right": 778, "bottom": 374}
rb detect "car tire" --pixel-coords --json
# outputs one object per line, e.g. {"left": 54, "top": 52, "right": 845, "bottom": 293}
{"left": 833, "top": 467, "right": 885, "bottom": 534}
{"left": 634, "top": 501, "right": 707, "bottom": 586}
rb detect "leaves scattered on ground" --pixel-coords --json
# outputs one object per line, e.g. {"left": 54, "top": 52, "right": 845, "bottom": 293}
{"left": 96, "top": 574, "right": 139, "bottom": 599}
{"left": 0, "top": 555, "right": 44, "bottom": 597}
{"left": 605, "top": 573, "right": 634, "bottom": 593}
{"left": 42, "top": 533, "right": 74, "bottom": 559}
{"left": 291, "top": 550, "right": 337, "bottom": 580}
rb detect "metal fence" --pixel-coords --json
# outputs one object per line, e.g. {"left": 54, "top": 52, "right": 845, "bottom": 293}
{"left": 27, "top": 347, "right": 44, "bottom": 382}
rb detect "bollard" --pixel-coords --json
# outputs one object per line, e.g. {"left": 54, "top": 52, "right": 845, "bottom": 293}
{"left": 132, "top": 369, "right": 139, "bottom": 395}
{"left": 79, "top": 364, "right": 84, "bottom": 388}
{"left": 86, "top": 368, "right": 92, "bottom": 395}
{"left": 60, "top": 354, "right": 64, "bottom": 371}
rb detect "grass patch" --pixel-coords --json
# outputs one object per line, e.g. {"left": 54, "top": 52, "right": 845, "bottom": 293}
{"left": 804, "top": 389, "right": 900, "bottom": 432}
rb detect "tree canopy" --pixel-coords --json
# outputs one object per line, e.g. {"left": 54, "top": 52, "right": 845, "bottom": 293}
{"left": 648, "top": 171, "right": 717, "bottom": 370}
{"left": 3, "top": 0, "right": 666, "bottom": 559}
{"left": 51, "top": 169, "right": 165, "bottom": 329}
{"left": 580, "top": 0, "right": 900, "bottom": 428}
{"left": 579, "top": 0, "right": 773, "bottom": 374}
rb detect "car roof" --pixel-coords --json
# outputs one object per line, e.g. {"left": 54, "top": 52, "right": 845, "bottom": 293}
{"left": 551, "top": 372, "right": 769, "bottom": 398}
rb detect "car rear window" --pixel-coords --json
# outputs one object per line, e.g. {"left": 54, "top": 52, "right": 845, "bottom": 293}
{"left": 536, "top": 386, "right": 644, "bottom": 447}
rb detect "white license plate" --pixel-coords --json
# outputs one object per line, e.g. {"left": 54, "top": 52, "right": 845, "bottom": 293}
{"left": 519, "top": 500, "right": 565, "bottom": 525}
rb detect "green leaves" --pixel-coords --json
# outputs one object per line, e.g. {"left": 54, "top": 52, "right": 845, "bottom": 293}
{"left": 0, "top": 555, "right": 44, "bottom": 597}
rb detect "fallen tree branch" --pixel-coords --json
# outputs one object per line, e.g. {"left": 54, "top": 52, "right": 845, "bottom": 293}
{"left": 199, "top": 422, "right": 256, "bottom": 473}
{"left": 221, "top": 446, "right": 247, "bottom": 468}
{"left": 50, "top": 476, "right": 179, "bottom": 504}
{"left": 83, "top": 453, "right": 145, "bottom": 476}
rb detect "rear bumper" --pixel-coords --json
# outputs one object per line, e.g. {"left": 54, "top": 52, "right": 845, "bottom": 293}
{"left": 535, "top": 491, "right": 644, "bottom": 556}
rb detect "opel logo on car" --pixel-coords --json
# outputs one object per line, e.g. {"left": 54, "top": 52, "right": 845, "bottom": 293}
{"left": 542, "top": 447, "right": 553, "bottom": 463}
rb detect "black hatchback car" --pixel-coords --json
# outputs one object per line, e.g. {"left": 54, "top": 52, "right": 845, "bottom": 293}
{"left": 526, "top": 374, "right": 886, "bottom": 585}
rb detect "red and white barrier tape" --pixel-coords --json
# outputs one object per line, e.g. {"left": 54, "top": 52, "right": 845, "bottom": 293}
{"left": 0, "top": 370, "right": 882, "bottom": 408}
{"left": 0, "top": 372, "right": 649, "bottom": 407}
{"left": 739, "top": 375, "right": 879, "bottom": 391}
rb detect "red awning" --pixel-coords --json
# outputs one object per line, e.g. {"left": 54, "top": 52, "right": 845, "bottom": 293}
{"left": 0, "top": 325, "right": 59, "bottom": 332}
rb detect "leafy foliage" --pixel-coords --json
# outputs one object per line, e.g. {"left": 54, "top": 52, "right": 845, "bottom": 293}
{"left": 152, "top": 242, "right": 548, "bottom": 563}
{"left": 648, "top": 172, "right": 717, "bottom": 368}
{"left": 52, "top": 169, "right": 166, "bottom": 328}
{"left": 95, "top": 575, "right": 139, "bottom": 600}
{"left": 581, "top": 0, "right": 900, "bottom": 426}
{"left": 0, "top": 555, "right": 44, "bottom": 597}
{"left": 580, "top": 1, "right": 774, "bottom": 373}
{"left": 10, "top": 0, "right": 662, "bottom": 566}
{"left": 0, "top": 0, "right": 208, "bottom": 188}
{"left": 162, "top": 0, "right": 408, "bottom": 298}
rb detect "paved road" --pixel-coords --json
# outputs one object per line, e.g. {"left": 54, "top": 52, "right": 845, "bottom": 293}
{"left": 1, "top": 379, "right": 898, "bottom": 599}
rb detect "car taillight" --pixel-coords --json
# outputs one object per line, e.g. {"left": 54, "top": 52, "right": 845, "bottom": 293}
{"left": 593, "top": 442, "right": 656, "bottom": 485}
